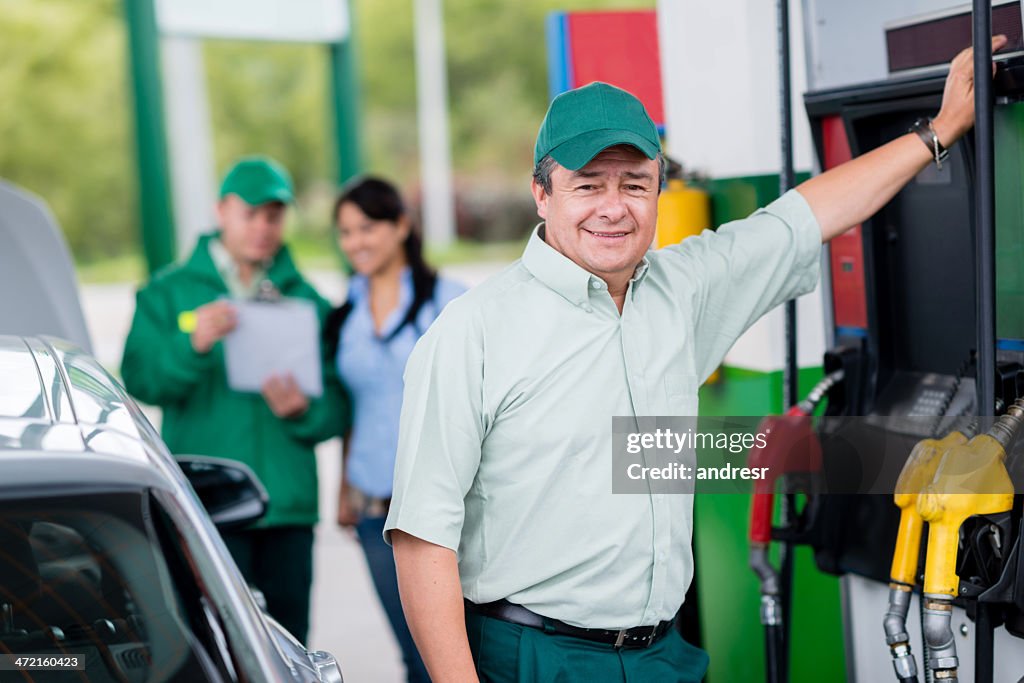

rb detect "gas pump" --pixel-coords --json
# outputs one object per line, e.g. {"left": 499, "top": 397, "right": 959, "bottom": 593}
{"left": 795, "top": 20, "right": 1024, "bottom": 683}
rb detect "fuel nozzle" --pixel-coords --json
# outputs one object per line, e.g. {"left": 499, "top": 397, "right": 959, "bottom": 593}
{"left": 748, "top": 370, "right": 840, "bottom": 683}
{"left": 749, "top": 411, "right": 820, "bottom": 624}
{"left": 749, "top": 371, "right": 839, "bottom": 552}
{"left": 917, "top": 400, "right": 1024, "bottom": 681}
{"left": 748, "top": 372, "right": 836, "bottom": 556}
{"left": 883, "top": 423, "right": 975, "bottom": 683}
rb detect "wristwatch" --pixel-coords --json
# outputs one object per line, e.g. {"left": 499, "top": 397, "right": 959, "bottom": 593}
{"left": 910, "top": 117, "right": 949, "bottom": 170}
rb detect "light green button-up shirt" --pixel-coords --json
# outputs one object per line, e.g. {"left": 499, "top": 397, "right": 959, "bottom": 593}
{"left": 384, "top": 189, "right": 821, "bottom": 629}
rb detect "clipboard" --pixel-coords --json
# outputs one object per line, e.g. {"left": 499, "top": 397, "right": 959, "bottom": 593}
{"left": 223, "top": 298, "right": 323, "bottom": 397}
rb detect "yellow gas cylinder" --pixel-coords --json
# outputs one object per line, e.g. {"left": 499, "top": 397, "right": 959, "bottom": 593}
{"left": 655, "top": 178, "right": 710, "bottom": 249}
{"left": 657, "top": 178, "right": 716, "bottom": 381}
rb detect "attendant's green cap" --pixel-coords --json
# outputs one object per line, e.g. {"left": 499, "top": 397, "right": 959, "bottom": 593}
{"left": 534, "top": 82, "right": 661, "bottom": 170}
{"left": 219, "top": 156, "right": 294, "bottom": 205}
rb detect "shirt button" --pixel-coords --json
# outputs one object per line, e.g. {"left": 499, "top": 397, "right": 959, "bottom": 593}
{"left": 583, "top": 305, "right": 594, "bottom": 313}
{"left": 591, "top": 280, "right": 604, "bottom": 290}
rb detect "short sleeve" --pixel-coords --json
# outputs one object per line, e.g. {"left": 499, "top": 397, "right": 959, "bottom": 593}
{"left": 660, "top": 188, "right": 822, "bottom": 383}
{"left": 383, "top": 302, "right": 486, "bottom": 550}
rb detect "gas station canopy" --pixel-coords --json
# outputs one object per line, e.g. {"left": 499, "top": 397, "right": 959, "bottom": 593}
{"left": 155, "top": 0, "right": 349, "bottom": 43}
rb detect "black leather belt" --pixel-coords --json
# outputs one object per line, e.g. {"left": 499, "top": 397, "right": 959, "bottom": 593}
{"left": 465, "top": 599, "right": 675, "bottom": 649}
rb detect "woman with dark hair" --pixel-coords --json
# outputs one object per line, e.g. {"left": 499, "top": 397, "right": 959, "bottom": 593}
{"left": 326, "top": 176, "right": 464, "bottom": 683}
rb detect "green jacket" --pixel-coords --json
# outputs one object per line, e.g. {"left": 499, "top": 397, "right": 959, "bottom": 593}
{"left": 121, "top": 233, "right": 348, "bottom": 527}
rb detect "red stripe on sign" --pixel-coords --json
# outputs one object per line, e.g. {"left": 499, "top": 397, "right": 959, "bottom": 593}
{"left": 567, "top": 10, "right": 664, "bottom": 127}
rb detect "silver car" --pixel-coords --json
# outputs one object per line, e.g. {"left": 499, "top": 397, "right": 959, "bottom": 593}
{"left": 0, "top": 334, "right": 343, "bottom": 682}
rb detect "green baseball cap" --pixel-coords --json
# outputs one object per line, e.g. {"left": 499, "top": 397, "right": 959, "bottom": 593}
{"left": 219, "top": 156, "right": 294, "bottom": 205}
{"left": 534, "top": 82, "right": 661, "bottom": 170}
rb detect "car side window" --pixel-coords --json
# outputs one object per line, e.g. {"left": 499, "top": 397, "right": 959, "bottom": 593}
{"left": 147, "top": 496, "right": 240, "bottom": 683}
{"left": 0, "top": 492, "right": 229, "bottom": 682}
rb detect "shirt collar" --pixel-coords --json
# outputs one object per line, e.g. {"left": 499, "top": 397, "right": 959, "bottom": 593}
{"left": 346, "top": 266, "right": 417, "bottom": 339}
{"left": 521, "top": 224, "right": 652, "bottom": 305}
{"left": 346, "top": 266, "right": 413, "bottom": 301}
{"left": 347, "top": 272, "right": 369, "bottom": 299}
{"left": 632, "top": 257, "right": 651, "bottom": 285}
{"left": 208, "top": 236, "right": 268, "bottom": 298}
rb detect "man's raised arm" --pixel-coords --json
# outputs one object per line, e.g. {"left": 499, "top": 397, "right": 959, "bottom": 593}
{"left": 798, "top": 36, "right": 1007, "bottom": 242}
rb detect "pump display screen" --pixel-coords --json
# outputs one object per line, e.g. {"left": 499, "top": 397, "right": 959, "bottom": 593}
{"left": 885, "top": 1, "right": 1024, "bottom": 74}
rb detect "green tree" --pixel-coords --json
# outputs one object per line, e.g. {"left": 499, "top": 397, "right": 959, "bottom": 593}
{"left": 357, "top": 0, "right": 655, "bottom": 185}
{"left": 0, "top": 0, "right": 657, "bottom": 263}
{"left": 203, "top": 41, "right": 332, "bottom": 198}
{"left": 352, "top": 0, "right": 655, "bottom": 240}
{"left": 0, "top": 0, "right": 134, "bottom": 262}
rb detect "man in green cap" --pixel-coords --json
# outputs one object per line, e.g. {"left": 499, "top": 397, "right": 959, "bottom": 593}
{"left": 383, "top": 36, "right": 999, "bottom": 683}
{"left": 121, "top": 155, "right": 347, "bottom": 644}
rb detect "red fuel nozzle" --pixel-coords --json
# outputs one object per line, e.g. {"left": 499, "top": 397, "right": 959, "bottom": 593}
{"left": 748, "top": 369, "right": 840, "bottom": 545}
{"left": 748, "top": 412, "right": 822, "bottom": 544}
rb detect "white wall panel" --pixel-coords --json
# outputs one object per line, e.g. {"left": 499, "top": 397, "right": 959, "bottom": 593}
{"left": 658, "top": 0, "right": 825, "bottom": 372}
{"left": 802, "top": 0, "right": 967, "bottom": 90}
{"left": 658, "top": 0, "right": 814, "bottom": 179}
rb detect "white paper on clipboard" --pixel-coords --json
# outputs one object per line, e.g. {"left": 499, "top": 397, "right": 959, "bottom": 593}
{"left": 223, "top": 298, "right": 323, "bottom": 397}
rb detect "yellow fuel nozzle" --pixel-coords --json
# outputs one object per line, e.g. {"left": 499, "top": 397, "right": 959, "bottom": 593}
{"left": 891, "top": 429, "right": 971, "bottom": 586}
{"left": 916, "top": 402, "right": 1024, "bottom": 681}
{"left": 884, "top": 427, "right": 971, "bottom": 682}
{"left": 918, "top": 417, "right": 1020, "bottom": 598}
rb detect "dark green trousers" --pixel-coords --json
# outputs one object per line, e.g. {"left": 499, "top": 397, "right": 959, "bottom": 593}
{"left": 466, "top": 612, "right": 709, "bottom": 682}
{"left": 223, "top": 526, "right": 314, "bottom": 644}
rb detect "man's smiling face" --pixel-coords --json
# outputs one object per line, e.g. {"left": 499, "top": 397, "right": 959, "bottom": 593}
{"left": 532, "top": 145, "right": 659, "bottom": 289}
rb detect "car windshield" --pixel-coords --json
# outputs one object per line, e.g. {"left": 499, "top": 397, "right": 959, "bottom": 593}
{"left": 0, "top": 491, "right": 231, "bottom": 682}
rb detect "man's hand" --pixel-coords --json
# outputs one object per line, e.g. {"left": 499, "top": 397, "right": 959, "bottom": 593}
{"left": 798, "top": 34, "right": 1008, "bottom": 242}
{"left": 190, "top": 300, "right": 237, "bottom": 354}
{"left": 262, "top": 374, "right": 310, "bottom": 418}
{"left": 932, "top": 35, "right": 1009, "bottom": 146}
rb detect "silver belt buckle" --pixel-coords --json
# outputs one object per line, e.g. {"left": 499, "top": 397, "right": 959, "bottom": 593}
{"left": 365, "top": 497, "right": 389, "bottom": 517}
{"left": 614, "top": 624, "right": 659, "bottom": 649}
{"left": 351, "top": 489, "right": 390, "bottom": 517}
{"left": 614, "top": 629, "right": 627, "bottom": 648}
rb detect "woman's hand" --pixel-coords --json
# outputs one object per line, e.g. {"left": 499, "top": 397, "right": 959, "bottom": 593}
{"left": 337, "top": 482, "right": 359, "bottom": 529}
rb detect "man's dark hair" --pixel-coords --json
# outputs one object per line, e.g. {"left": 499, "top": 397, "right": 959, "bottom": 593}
{"left": 532, "top": 152, "right": 668, "bottom": 195}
